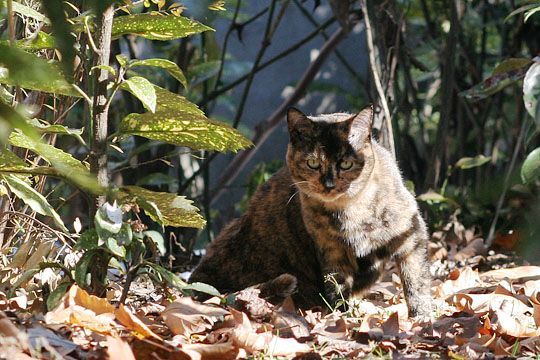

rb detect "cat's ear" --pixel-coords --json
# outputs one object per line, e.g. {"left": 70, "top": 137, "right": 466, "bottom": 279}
{"left": 287, "top": 107, "right": 312, "bottom": 143}
{"left": 347, "top": 105, "right": 373, "bottom": 148}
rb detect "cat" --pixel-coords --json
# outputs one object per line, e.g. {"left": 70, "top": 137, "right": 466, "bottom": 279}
{"left": 190, "top": 105, "right": 432, "bottom": 317}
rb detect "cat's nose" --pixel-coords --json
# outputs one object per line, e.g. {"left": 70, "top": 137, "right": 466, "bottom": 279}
{"left": 323, "top": 178, "right": 335, "bottom": 189}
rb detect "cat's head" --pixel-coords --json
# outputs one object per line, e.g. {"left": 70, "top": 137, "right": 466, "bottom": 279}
{"left": 286, "top": 106, "right": 375, "bottom": 203}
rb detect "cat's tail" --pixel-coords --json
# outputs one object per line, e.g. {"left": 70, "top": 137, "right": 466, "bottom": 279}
{"left": 258, "top": 273, "right": 298, "bottom": 304}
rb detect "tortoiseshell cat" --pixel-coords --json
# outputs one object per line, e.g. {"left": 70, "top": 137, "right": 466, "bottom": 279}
{"left": 190, "top": 106, "right": 432, "bottom": 317}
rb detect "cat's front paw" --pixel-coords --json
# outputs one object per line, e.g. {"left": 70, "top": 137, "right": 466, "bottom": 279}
{"left": 407, "top": 296, "right": 433, "bottom": 319}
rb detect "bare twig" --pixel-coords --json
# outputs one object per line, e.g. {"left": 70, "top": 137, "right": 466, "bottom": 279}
{"left": 486, "top": 115, "right": 529, "bottom": 247}
{"left": 210, "top": 27, "right": 346, "bottom": 204}
{"left": 360, "top": 0, "right": 395, "bottom": 158}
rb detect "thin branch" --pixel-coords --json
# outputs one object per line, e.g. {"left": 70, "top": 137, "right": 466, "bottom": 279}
{"left": 232, "top": 0, "right": 280, "bottom": 128}
{"left": 199, "top": 17, "right": 337, "bottom": 107}
{"left": 210, "top": 27, "right": 346, "bottom": 204}
{"left": 360, "top": 0, "right": 395, "bottom": 158}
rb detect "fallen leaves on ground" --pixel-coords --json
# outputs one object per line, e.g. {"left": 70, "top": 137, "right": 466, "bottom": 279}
{"left": 1, "top": 263, "right": 540, "bottom": 358}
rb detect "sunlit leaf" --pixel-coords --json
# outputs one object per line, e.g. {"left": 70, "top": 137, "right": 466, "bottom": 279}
{"left": 523, "top": 59, "right": 540, "bottom": 125}
{"left": 9, "top": 0, "right": 51, "bottom": 23}
{"left": 0, "top": 45, "right": 80, "bottom": 96}
{"left": 2, "top": 174, "right": 68, "bottom": 232}
{"left": 143, "top": 230, "right": 166, "bottom": 256}
{"left": 119, "top": 185, "right": 205, "bottom": 228}
{"left": 521, "top": 147, "right": 540, "bottom": 185}
{"left": 455, "top": 155, "right": 491, "bottom": 169}
{"left": 129, "top": 58, "right": 187, "bottom": 88}
{"left": 121, "top": 77, "right": 157, "bottom": 113}
{"left": 112, "top": 13, "right": 213, "bottom": 40}
{"left": 182, "top": 282, "right": 221, "bottom": 297}
{"left": 9, "top": 131, "right": 101, "bottom": 193}
{"left": 0, "top": 32, "right": 56, "bottom": 50}
{"left": 28, "top": 118, "right": 85, "bottom": 145}
{"left": 460, "top": 58, "right": 533, "bottom": 101}
{"left": 118, "top": 87, "right": 252, "bottom": 152}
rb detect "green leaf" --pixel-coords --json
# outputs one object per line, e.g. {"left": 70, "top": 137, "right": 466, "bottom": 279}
{"left": 417, "top": 190, "right": 459, "bottom": 208}
{"left": 106, "top": 237, "right": 126, "bottom": 258}
{"left": 47, "top": 282, "right": 71, "bottom": 311}
{"left": 120, "top": 185, "right": 205, "bottom": 228}
{"left": 28, "top": 118, "right": 85, "bottom": 145}
{"left": 460, "top": 58, "right": 533, "bottom": 101}
{"left": 521, "top": 147, "right": 540, "bottom": 185}
{"left": 118, "top": 86, "right": 252, "bottom": 152}
{"left": 523, "top": 59, "right": 540, "bottom": 125}
{"left": 121, "top": 77, "right": 157, "bottom": 113}
{"left": 183, "top": 282, "right": 221, "bottom": 297}
{"left": 74, "top": 250, "right": 99, "bottom": 287}
{"left": 9, "top": 131, "right": 102, "bottom": 194}
{"left": 41, "top": 0, "right": 76, "bottom": 77}
{"left": 75, "top": 229, "right": 99, "bottom": 251}
{"left": 0, "top": 32, "right": 56, "bottom": 50}
{"left": 112, "top": 13, "right": 213, "bottom": 40}
{"left": 455, "top": 155, "right": 491, "bottom": 169}
{"left": 9, "top": 1, "right": 50, "bottom": 24}
{"left": 505, "top": 4, "right": 540, "bottom": 22}
{"left": 2, "top": 174, "right": 68, "bottom": 232}
{"left": 129, "top": 58, "right": 187, "bottom": 88}
{"left": 143, "top": 230, "right": 166, "bottom": 256}
{"left": 91, "top": 65, "right": 117, "bottom": 77}
{"left": 0, "top": 45, "right": 79, "bottom": 96}
{"left": 144, "top": 262, "right": 187, "bottom": 289}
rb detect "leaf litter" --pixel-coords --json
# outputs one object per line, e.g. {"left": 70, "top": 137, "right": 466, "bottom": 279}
{"left": 1, "top": 232, "right": 540, "bottom": 359}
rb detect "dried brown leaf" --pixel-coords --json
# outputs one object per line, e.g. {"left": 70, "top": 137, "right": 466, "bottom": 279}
{"left": 481, "top": 266, "right": 540, "bottom": 281}
{"left": 182, "top": 342, "right": 239, "bottom": 360}
{"left": 106, "top": 336, "right": 136, "bottom": 360}
{"left": 162, "top": 297, "right": 229, "bottom": 337}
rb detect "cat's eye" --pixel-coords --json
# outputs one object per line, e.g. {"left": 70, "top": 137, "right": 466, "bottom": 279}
{"left": 339, "top": 160, "right": 353, "bottom": 170}
{"left": 307, "top": 158, "right": 321, "bottom": 169}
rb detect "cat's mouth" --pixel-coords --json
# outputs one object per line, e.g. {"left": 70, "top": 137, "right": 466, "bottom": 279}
{"left": 308, "top": 188, "right": 346, "bottom": 202}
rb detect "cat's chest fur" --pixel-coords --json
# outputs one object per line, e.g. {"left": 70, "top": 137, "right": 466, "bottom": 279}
{"left": 301, "top": 182, "right": 416, "bottom": 259}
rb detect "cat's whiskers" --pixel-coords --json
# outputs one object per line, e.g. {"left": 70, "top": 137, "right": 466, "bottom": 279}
{"left": 287, "top": 189, "right": 300, "bottom": 205}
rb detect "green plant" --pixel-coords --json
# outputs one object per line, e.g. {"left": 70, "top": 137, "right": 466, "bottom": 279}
{"left": 0, "top": 0, "right": 250, "bottom": 302}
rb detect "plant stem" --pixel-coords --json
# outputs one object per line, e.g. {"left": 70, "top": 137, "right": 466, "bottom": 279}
{"left": 360, "top": 0, "right": 395, "bottom": 158}
{"left": 89, "top": 5, "right": 114, "bottom": 208}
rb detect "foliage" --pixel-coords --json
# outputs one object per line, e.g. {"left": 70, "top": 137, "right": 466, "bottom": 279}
{"left": 0, "top": 0, "right": 249, "bottom": 303}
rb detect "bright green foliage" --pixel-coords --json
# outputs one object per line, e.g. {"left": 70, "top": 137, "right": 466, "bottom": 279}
{"left": 7, "top": 0, "right": 50, "bottom": 23}
{"left": 2, "top": 174, "right": 68, "bottom": 232}
{"left": 112, "top": 13, "right": 213, "bottom": 40}
{"left": 129, "top": 58, "right": 188, "bottom": 88}
{"left": 0, "top": 32, "right": 56, "bottom": 50}
{"left": 460, "top": 58, "right": 532, "bottom": 101}
{"left": 523, "top": 60, "right": 540, "bottom": 125}
{"left": 119, "top": 87, "right": 252, "bottom": 152}
{"left": 0, "top": 45, "right": 79, "bottom": 97}
{"left": 28, "top": 119, "right": 85, "bottom": 145}
{"left": 121, "top": 77, "right": 157, "bottom": 113}
{"left": 120, "top": 186, "right": 206, "bottom": 228}
{"left": 521, "top": 147, "right": 540, "bottom": 185}
{"left": 9, "top": 131, "right": 101, "bottom": 193}
{"left": 455, "top": 155, "right": 491, "bottom": 169}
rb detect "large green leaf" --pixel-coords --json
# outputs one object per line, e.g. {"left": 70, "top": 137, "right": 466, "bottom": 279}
{"left": 120, "top": 186, "right": 205, "bottom": 228}
{"left": 187, "top": 60, "right": 221, "bottom": 88}
{"left": 120, "top": 76, "right": 157, "bottom": 113}
{"left": 523, "top": 59, "right": 540, "bottom": 126}
{"left": 8, "top": 1, "right": 50, "bottom": 24}
{"left": 118, "top": 87, "right": 252, "bottom": 152}
{"left": 2, "top": 174, "right": 68, "bottom": 232}
{"left": 0, "top": 45, "right": 79, "bottom": 97}
{"left": 521, "top": 147, "right": 540, "bottom": 185}
{"left": 28, "top": 119, "right": 85, "bottom": 145}
{"left": 0, "top": 148, "right": 57, "bottom": 177}
{"left": 129, "top": 58, "right": 187, "bottom": 88}
{"left": 9, "top": 131, "right": 101, "bottom": 193}
{"left": 112, "top": 13, "right": 213, "bottom": 40}
{"left": 0, "top": 32, "right": 56, "bottom": 50}
{"left": 460, "top": 58, "right": 533, "bottom": 101}
{"left": 41, "top": 0, "right": 75, "bottom": 77}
